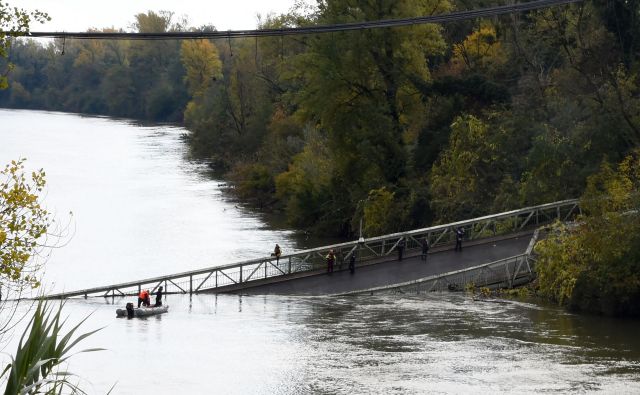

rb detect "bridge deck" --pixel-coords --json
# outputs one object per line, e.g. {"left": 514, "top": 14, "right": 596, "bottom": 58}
{"left": 235, "top": 235, "right": 531, "bottom": 295}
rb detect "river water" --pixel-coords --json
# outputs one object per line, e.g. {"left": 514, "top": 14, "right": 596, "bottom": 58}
{"left": 1, "top": 109, "right": 639, "bottom": 394}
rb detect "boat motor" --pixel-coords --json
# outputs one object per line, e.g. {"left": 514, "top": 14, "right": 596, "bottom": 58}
{"left": 126, "top": 302, "right": 134, "bottom": 318}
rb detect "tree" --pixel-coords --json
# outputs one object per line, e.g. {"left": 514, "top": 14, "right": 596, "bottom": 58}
{"left": 289, "top": 0, "right": 451, "bottom": 233}
{"left": 362, "top": 187, "right": 395, "bottom": 236}
{"left": 0, "top": 158, "right": 72, "bottom": 355}
{"left": 429, "top": 114, "right": 515, "bottom": 222}
{"left": 129, "top": 11, "right": 188, "bottom": 121}
{"left": 275, "top": 126, "right": 334, "bottom": 228}
{"left": 449, "top": 23, "right": 507, "bottom": 74}
{"left": 535, "top": 150, "right": 640, "bottom": 315}
{"left": 181, "top": 39, "right": 222, "bottom": 98}
{"left": 0, "top": 160, "right": 51, "bottom": 293}
{"left": 0, "top": 1, "right": 48, "bottom": 88}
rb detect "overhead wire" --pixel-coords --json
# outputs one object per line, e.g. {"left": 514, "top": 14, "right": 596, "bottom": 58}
{"left": 17, "top": 0, "right": 582, "bottom": 41}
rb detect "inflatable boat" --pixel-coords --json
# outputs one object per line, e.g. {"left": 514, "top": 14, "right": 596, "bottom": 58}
{"left": 116, "top": 304, "right": 169, "bottom": 318}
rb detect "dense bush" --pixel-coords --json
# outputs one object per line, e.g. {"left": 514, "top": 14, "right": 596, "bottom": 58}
{"left": 535, "top": 151, "right": 640, "bottom": 316}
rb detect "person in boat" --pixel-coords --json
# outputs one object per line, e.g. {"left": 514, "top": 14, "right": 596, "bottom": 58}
{"left": 138, "top": 289, "right": 151, "bottom": 308}
{"left": 154, "top": 286, "right": 163, "bottom": 307}
{"left": 137, "top": 289, "right": 145, "bottom": 308}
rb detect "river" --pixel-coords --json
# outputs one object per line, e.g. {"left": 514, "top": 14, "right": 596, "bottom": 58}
{"left": 1, "top": 109, "right": 639, "bottom": 394}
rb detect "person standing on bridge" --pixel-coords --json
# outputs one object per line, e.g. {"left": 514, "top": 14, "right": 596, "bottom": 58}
{"left": 274, "top": 244, "right": 282, "bottom": 264}
{"left": 326, "top": 249, "right": 336, "bottom": 274}
{"left": 349, "top": 251, "right": 356, "bottom": 274}
{"left": 397, "top": 237, "right": 406, "bottom": 261}
{"left": 455, "top": 227, "right": 464, "bottom": 251}
{"left": 421, "top": 238, "right": 430, "bottom": 261}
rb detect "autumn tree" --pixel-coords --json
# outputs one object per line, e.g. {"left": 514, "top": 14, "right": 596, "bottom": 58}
{"left": 449, "top": 22, "right": 507, "bottom": 74}
{"left": 181, "top": 39, "right": 222, "bottom": 98}
{"left": 283, "top": 0, "right": 451, "bottom": 233}
{"left": 0, "top": 159, "right": 56, "bottom": 296}
{"left": 535, "top": 150, "right": 640, "bottom": 316}
{"left": 429, "top": 114, "right": 518, "bottom": 222}
{"left": 0, "top": 1, "right": 48, "bottom": 88}
{"left": 275, "top": 126, "right": 334, "bottom": 228}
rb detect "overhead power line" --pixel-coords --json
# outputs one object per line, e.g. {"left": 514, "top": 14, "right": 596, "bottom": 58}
{"left": 22, "top": 0, "right": 582, "bottom": 40}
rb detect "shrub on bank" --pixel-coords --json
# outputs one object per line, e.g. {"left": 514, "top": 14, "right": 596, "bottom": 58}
{"left": 534, "top": 151, "right": 640, "bottom": 316}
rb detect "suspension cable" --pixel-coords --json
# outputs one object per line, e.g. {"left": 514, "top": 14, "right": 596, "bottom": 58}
{"left": 16, "top": 0, "right": 582, "bottom": 41}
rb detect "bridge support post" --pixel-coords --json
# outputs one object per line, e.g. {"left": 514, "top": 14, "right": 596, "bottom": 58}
{"left": 239, "top": 265, "right": 243, "bottom": 283}
{"left": 189, "top": 275, "right": 193, "bottom": 295}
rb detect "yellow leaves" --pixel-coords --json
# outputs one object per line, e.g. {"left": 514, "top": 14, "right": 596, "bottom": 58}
{"left": 180, "top": 39, "right": 223, "bottom": 98}
{"left": 363, "top": 187, "right": 395, "bottom": 236}
{"left": 535, "top": 151, "right": 640, "bottom": 311}
{"left": 450, "top": 24, "right": 507, "bottom": 74}
{"left": 583, "top": 149, "right": 640, "bottom": 215}
{"left": 1, "top": 158, "right": 50, "bottom": 289}
{"left": 430, "top": 114, "right": 499, "bottom": 220}
{"left": 534, "top": 223, "right": 585, "bottom": 304}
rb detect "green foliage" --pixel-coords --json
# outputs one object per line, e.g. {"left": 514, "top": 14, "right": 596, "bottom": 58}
{"left": 450, "top": 23, "right": 507, "bottom": 75}
{"left": 283, "top": 0, "right": 452, "bottom": 233}
{"left": 1, "top": 301, "right": 104, "bottom": 395}
{"left": 535, "top": 151, "right": 640, "bottom": 315}
{"left": 180, "top": 40, "right": 222, "bottom": 98}
{"left": 0, "top": 159, "right": 50, "bottom": 290}
{"left": 275, "top": 127, "right": 333, "bottom": 228}
{"left": 534, "top": 222, "right": 585, "bottom": 305}
{"left": 3, "top": 0, "right": 640, "bottom": 239}
{"left": 229, "top": 163, "right": 275, "bottom": 206}
{"left": 0, "top": 11, "right": 188, "bottom": 121}
{"left": 518, "top": 126, "right": 583, "bottom": 205}
{"left": 0, "top": 1, "right": 48, "bottom": 89}
{"left": 429, "top": 114, "right": 516, "bottom": 222}
{"left": 362, "top": 187, "right": 395, "bottom": 236}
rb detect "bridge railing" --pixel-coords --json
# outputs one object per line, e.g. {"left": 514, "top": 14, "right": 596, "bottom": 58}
{"left": 341, "top": 253, "right": 535, "bottom": 295}
{"left": 44, "top": 199, "right": 578, "bottom": 299}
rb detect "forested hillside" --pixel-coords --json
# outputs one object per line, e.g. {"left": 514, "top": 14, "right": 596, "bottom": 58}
{"left": 2, "top": 0, "right": 638, "bottom": 238}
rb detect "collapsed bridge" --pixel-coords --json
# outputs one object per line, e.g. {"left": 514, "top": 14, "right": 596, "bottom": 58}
{"left": 43, "top": 199, "right": 579, "bottom": 299}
